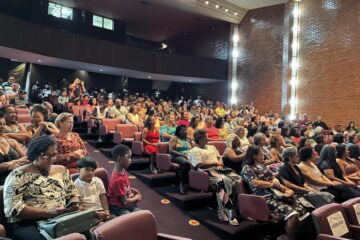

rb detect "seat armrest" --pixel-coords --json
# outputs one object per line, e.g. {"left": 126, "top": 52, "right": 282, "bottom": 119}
{"left": 350, "top": 225, "right": 360, "bottom": 239}
{"left": 0, "top": 224, "right": 6, "bottom": 237}
{"left": 56, "top": 233, "right": 86, "bottom": 240}
{"left": 113, "top": 132, "right": 123, "bottom": 144}
{"left": 99, "top": 125, "right": 107, "bottom": 136}
{"left": 238, "top": 193, "right": 269, "bottom": 221}
{"left": 189, "top": 170, "right": 210, "bottom": 192}
{"left": 157, "top": 154, "right": 171, "bottom": 171}
{"left": 158, "top": 233, "right": 192, "bottom": 240}
{"left": 132, "top": 141, "right": 144, "bottom": 156}
{"left": 316, "top": 234, "right": 348, "bottom": 240}
{"left": 134, "top": 132, "right": 142, "bottom": 141}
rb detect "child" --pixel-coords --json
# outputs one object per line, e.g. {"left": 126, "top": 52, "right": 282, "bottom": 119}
{"left": 74, "top": 157, "right": 110, "bottom": 221}
{"left": 108, "top": 144, "right": 142, "bottom": 216}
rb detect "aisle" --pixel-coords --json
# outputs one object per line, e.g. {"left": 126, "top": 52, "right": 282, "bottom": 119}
{"left": 85, "top": 142, "right": 224, "bottom": 240}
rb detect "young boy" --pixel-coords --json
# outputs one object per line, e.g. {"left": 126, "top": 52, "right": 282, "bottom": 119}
{"left": 108, "top": 144, "right": 142, "bottom": 216}
{"left": 74, "top": 157, "right": 110, "bottom": 221}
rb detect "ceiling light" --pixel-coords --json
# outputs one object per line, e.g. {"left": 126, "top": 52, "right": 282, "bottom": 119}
{"left": 37, "top": 59, "right": 42, "bottom": 63}
{"left": 160, "top": 43, "right": 167, "bottom": 49}
{"left": 225, "top": 9, "right": 228, "bottom": 12}
{"left": 205, "top": 1, "right": 209, "bottom": 5}
{"left": 215, "top": 4, "right": 219, "bottom": 8}
{"left": 189, "top": 80, "right": 192, "bottom": 83}
{"left": 147, "top": 75, "right": 151, "bottom": 79}
{"left": 99, "top": 69, "right": 103, "bottom": 72}
{"left": 234, "top": 12, "right": 238, "bottom": 16}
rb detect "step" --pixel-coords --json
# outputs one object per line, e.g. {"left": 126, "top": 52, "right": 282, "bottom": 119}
{"left": 131, "top": 170, "right": 177, "bottom": 187}
{"left": 187, "top": 209, "right": 277, "bottom": 240}
{"left": 78, "top": 133, "right": 99, "bottom": 140}
{"left": 154, "top": 185, "right": 214, "bottom": 211}
{"left": 73, "top": 127, "right": 88, "bottom": 134}
{"left": 87, "top": 139, "right": 116, "bottom": 149}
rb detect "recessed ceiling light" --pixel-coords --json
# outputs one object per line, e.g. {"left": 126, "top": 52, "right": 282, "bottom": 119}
{"left": 99, "top": 69, "right": 103, "bottom": 72}
{"left": 147, "top": 75, "right": 151, "bottom": 79}
{"left": 234, "top": 12, "right": 238, "bottom": 16}
{"left": 215, "top": 4, "right": 219, "bottom": 8}
{"left": 37, "top": 59, "right": 42, "bottom": 63}
{"left": 189, "top": 80, "right": 192, "bottom": 83}
{"left": 205, "top": 1, "right": 209, "bottom": 5}
{"left": 225, "top": 9, "right": 228, "bottom": 12}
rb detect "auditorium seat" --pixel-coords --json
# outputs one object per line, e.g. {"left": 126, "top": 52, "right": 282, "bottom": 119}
{"left": 342, "top": 197, "right": 360, "bottom": 226}
{"left": 208, "top": 141, "right": 226, "bottom": 156}
{"left": 312, "top": 203, "right": 360, "bottom": 240}
{"left": 17, "top": 114, "right": 31, "bottom": 124}
{"left": 15, "top": 108, "right": 30, "bottom": 115}
{"left": 131, "top": 132, "right": 144, "bottom": 156}
{"left": 188, "top": 141, "right": 226, "bottom": 192}
{"left": 90, "top": 210, "right": 191, "bottom": 240}
{"left": 156, "top": 142, "right": 180, "bottom": 172}
{"left": 72, "top": 105, "right": 88, "bottom": 123}
{"left": 99, "top": 119, "right": 122, "bottom": 136}
{"left": 237, "top": 179, "right": 270, "bottom": 222}
{"left": 113, "top": 124, "right": 139, "bottom": 144}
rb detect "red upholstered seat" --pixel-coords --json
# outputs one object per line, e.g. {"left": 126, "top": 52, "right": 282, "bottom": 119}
{"left": 90, "top": 210, "right": 191, "bottom": 240}
{"left": 99, "top": 119, "right": 122, "bottom": 136}
{"left": 113, "top": 124, "right": 139, "bottom": 144}
{"left": 15, "top": 108, "right": 30, "bottom": 115}
{"left": 17, "top": 114, "right": 31, "bottom": 124}
{"left": 156, "top": 142, "right": 180, "bottom": 171}
{"left": 208, "top": 141, "right": 226, "bottom": 156}
{"left": 312, "top": 203, "right": 360, "bottom": 240}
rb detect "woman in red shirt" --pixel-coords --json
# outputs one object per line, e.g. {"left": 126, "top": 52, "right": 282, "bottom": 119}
{"left": 142, "top": 116, "right": 160, "bottom": 174}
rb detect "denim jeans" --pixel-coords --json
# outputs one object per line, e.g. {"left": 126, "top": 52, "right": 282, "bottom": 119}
{"left": 110, "top": 204, "right": 141, "bottom": 216}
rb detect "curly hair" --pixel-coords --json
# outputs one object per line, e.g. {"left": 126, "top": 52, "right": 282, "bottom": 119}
{"left": 30, "top": 104, "right": 49, "bottom": 118}
{"left": 27, "top": 135, "right": 56, "bottom": 161}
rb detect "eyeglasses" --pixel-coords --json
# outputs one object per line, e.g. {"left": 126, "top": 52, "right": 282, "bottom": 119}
{"left": 40, "top": 152, "right": 57, "bottom": 160}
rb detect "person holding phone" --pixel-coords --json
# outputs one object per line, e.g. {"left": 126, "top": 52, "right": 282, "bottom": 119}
{"left": 3, "top": 135, "right": 80, "bottom": 240}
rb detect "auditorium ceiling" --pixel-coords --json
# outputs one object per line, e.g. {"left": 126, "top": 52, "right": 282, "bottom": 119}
{"left": 52, "top": 0, "right": 288, "bottom": 42}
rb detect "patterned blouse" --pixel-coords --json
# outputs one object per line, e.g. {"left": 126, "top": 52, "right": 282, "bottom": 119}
{"left": 3, "top": 166, "right": 79, "bottom": 223}
{"left": 54, "top": 132, "right": 88, "bottom": 172}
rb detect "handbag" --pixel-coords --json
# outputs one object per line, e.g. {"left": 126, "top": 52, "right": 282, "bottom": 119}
{"left": 38, "top": 209, "right": 100, "bottom": 240}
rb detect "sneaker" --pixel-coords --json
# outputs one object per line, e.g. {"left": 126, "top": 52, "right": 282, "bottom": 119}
{"left": 150, "top": 165, "right": 158, "bottom": 174}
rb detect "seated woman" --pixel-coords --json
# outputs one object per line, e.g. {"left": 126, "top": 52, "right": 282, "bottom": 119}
{"left": 223, "top": 134, "right": 246, "bottom": 174}
{"left": 280, "top": 126, "right": 295, "bottom": 147}
{"left": 188, "top": 129, "right": 240, "bottom": 226}
{"left": 279, "top": 147, "right": 334, "bottom": 207}
{"left": 335, "top": 144, "right": 360, "bottom": 182}
{"left": 169, "top": 124, "right": 192, "bottom": 194}
{"left": 267, "top": 134, "right": 284, "bottom": 174}
{"left": 143, "top": 116, "right": 160, "bottom": 174}
{"left": 297, "top": 137, "right": 312, "bottom": 152}
{"left": 348, "top": 144, "right": 360, "bottom": 167}
{"left": 204, "top": 116, "right": 220, "bottom": 141}
{"left": 234, "top": 126, "right": 250, "bottom": 152}
{"left": 3, "top": 135, "right": 80, "bottom": 240}
{"left": 187, "top": 115, "right": 200, "bottom": 141}
{"left": 1, "top": 105, "right": 30, "bottom": 144}
{"left": 146, "top": 109, "right": 161, "bottom": 131}
{"left": 159, "top": 114, "right": 176, "bottom": 142}
{"left": 54, "top": 112, "right": 88, "bottom": 174}
{"left": 177, "top": 111, "right": 190, "bottom": 127}
{"left": 314, "top": 134, "right": 325, "bottom": 155}
{"left": 299, "top": 146, "right": 359, "bottom": 203}
{"left": 26, "top": 104, "right": 59, "bottom": 140}
{"left": 127, "top": 105, "right": 140, "bottom": 126}
{"left": 241, "top": 146, "right": 310, "bottom": 240}
{"left": 90, "top": 103, "right": 108, "bottom": 133}
{"left": 0, "top": 111, "right": 28, "bottom": 184}
{"left": 215, "top": 117, "right": 228, "bottom": 140}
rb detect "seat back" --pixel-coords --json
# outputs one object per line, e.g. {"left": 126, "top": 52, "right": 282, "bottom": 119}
{"left": 17, "top": 114, "right": 31, "bottom": 124}
{"left": 71, "top": 173, "right": 80, "bottom": 181}
{"left": 157, "top": 142, "right": 169, "bottom": 154}
{"left": 116, "top": 124, "right": 138, "bottom": 139}
{"left": 71, "top": 105, "right": 87, "bottom": 117}
{"left": 95, "top": 168, "right": 109, "bottom": 192}
{"left": 15, "top": 108, "right": 30, "bottom": 115}
{"left": 238, "top": 178, "right": 250, "bottom": 194}
{"left": 102, "top": 119, "right": 121, "bottom": 133}
{"left": 312, "top": 203, "right": 352, "bottom": 239}
{"left": 0, "top": 186, "right": 6, "bottom": 226}
{"left": 342, "top": 197, "right": 360, "bottom": 226}
{"left": 208, "top": 141, "right": 226, "bottom": 155}
{"left": 91, "top": 210, "right": 157, "bottom": 240}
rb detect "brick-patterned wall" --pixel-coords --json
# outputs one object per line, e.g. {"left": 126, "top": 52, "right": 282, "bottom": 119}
{"left": 236, "top": 4, "right": 285, "bottom": 114}
{"left": 297, "top": 0, "right": 360, "bottom": 128}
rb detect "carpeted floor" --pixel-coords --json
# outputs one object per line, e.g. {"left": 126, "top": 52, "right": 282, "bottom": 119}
{"left": 85, "top": 141, "right": 226, "bottom": 240}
